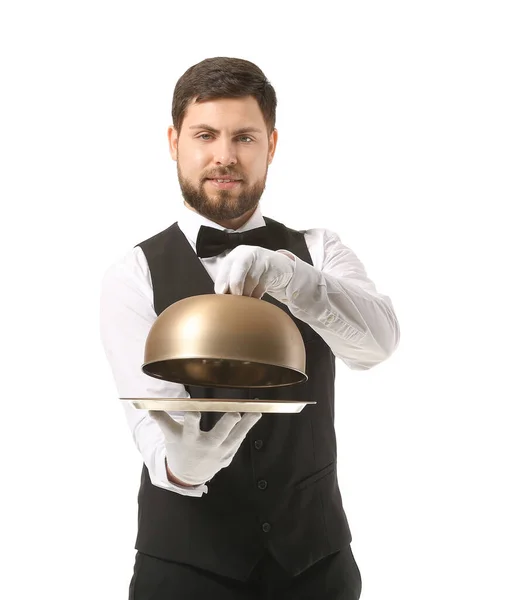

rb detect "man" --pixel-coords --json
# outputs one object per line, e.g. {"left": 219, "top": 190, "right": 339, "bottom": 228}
{"left": 100, "top": 57, "right": 400, "bottom": 599}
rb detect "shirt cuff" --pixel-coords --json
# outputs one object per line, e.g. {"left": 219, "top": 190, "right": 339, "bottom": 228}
{"left": 270, "top": 254, "right": 366, "bottom": 344}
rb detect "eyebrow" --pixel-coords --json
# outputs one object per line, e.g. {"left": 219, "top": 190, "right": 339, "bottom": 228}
{"left": 188, "top": 124, "right": 263, "bottom": 135}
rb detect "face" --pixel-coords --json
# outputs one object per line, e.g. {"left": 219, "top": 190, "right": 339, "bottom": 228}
{"left": 168, "top": 96, "right": 277, "bottom": 226}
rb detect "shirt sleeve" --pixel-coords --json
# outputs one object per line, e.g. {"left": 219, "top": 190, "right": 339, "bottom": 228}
{"left": 99, "top": 246, "right": 208, "bottom": 497}
{"left": 270, "top": 228, "right": 400, "bottom": 369}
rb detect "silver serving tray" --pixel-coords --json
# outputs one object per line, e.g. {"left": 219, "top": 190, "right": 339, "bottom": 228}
{"left": 121, "top": 398, "right": 315, "bottom": 413}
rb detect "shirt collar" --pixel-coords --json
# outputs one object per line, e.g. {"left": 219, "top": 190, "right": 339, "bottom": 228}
{"left": 177, "top": 202, "right": 266, "bottom": 247}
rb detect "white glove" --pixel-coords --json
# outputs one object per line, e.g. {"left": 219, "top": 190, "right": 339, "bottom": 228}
{"left": 149, "top": 410, "right": 262, "bottom": 486}
{"left": 214, "top": 245, "right": 295, "bottom": 298}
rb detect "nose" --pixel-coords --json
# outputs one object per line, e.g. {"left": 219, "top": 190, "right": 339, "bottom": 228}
{"left": 213, "top": 138, "right": 237, "bottom": 166}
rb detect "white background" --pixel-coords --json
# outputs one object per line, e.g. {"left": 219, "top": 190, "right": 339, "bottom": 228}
{"left": 1, "top": 1, "right": 504, "bottom": 598}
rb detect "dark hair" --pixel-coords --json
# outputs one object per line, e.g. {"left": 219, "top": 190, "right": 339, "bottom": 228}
{"left": 172, "top": 57, "right": 277, "bottom": 135}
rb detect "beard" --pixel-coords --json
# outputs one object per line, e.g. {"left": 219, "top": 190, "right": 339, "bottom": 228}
{"left": 177, "top": 163, "right": 267, "bottom": 223}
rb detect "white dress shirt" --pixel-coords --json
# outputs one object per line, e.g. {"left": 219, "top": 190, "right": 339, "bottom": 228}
{"left": 100, "top": 203, "right": 400, "bottom": 497}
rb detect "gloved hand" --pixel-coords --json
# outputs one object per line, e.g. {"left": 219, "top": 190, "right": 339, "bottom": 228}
{"left": 214, "top": 246, "right": 295, "bottom": 298}
{"left": 149, "top": 410, "right": 262, "bottom": 486}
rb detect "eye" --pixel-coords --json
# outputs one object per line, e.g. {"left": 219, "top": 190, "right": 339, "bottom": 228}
{"left": 196, "top": 133, "right": 254, "bottom": 142}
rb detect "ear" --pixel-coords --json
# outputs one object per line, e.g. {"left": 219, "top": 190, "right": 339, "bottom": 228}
{"left": 167, "top": 126, "right": 178, "bottom": 161}
{"left": 267, "top": 128, "right": 278, "bottom": 165}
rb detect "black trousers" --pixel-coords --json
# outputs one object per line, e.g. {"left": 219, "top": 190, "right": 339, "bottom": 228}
{"left": 128, "top": 546, "right": 362, "bottom": 599}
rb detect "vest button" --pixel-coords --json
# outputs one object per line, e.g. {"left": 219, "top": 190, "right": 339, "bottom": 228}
{"left": 254, "top": 440, "right": 263, "bottom": 450}
{"left": 262, "top": 522, "right": 271, "bottom": 533}
{"left": 258, "top": 479, "right": 268, "bottom": 490}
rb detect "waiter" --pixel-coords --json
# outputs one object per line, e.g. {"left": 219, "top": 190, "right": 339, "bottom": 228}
{"left": 100, "top": 56, "right": 400, "bottom": 599}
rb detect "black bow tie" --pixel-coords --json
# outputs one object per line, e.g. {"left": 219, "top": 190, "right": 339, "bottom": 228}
{"left": 196, "top": 225, "right": 270, "bottom": 258}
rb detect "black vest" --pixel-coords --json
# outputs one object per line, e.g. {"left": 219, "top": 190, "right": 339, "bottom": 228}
{"left": 134, "top": 217, "right": 352, "bottom": 581}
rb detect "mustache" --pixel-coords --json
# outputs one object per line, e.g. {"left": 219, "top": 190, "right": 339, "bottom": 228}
{"left": 205, "top": 171, "right": 243, "bottom": 180}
